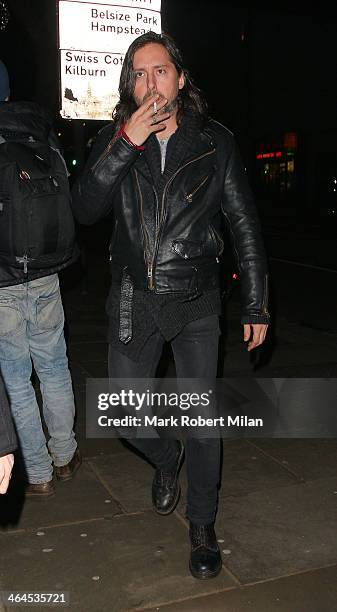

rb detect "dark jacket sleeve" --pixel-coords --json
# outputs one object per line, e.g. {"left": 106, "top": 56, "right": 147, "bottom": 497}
{"left": 221, "top": 138, "right": 270, "bottom": 325}
{"left": 71, "top": 125, "right": 142, "bottom": 226}
{"left": 0, "top": 375, "right": 17, "bottom": 457}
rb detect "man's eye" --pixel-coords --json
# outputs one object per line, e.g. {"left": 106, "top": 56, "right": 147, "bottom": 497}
{"left": 157, "top": 69, "right": 166, "bottom": 75}
{"left": 135, "top": 72, "right": 144, "bottom": 78}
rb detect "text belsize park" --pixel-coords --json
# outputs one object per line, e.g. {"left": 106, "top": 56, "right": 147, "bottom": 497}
{"left": 91, "top": 9, "right": 158, "bottom": 33}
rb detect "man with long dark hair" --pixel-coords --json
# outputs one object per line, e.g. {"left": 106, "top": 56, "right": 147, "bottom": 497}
{"left": 72, "top": 32, "right": 269, "bottom": 579}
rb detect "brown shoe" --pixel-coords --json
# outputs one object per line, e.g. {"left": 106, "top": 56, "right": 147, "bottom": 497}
{"left": 25, "top": 481, "right": 55, "bottom": 498}
{"left": 55, "top": 448, "right": 82, "bottom": 481}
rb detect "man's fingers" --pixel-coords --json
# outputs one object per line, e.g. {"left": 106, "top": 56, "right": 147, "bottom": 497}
{"left": 0, "top": 455, "right": 14, "bottom": 494}
{"left": 251, "top": 327, "right": 265, "bottom": 349}
{"left": 150, "top": 110, "right": 170, "bottom": 123}
{"left": 244, "top": 324, "right": 268, "bottom": 351}
{"left": 243, "top": 324, "right": 251, "bottom": 341}
{"left": 260, "top": 327, "right": 267, "bottom": 344}
{"left": 143, "top": 94, "right": 159, "bottom": 112}
{"left": 142, "top": 94, "right": 167, "bottom": 115}
{"left": 249, "top": 328, "right": 260, "bottom": 351}
{"left": 0, "top": 476, "right": 10, "bottom": 494}
{"left": 149, "top": 112, "right": 171, "bottom": 130}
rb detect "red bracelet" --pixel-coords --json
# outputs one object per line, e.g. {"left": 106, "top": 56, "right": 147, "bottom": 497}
{"left": 117, "top": 125, "right": 145, "bottom": 151}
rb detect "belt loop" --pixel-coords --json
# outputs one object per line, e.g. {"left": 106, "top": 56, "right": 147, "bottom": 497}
{"left": 119, "top": 267, "right": 133, "bottom": 344}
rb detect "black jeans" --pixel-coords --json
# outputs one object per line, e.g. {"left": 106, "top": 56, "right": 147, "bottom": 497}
{"left": 108, "top": 315, "right": 221, "bottom": 525}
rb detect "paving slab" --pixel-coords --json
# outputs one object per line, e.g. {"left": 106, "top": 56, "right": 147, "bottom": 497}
{"left": 141, "top": 564, "right": 337, "bottom": 612}
{"left": 0, "top": 512, "right": 235, "bottom": 612}
{"left": 210, "top": 476, "right": 337, "bottom": 583}
{"left": 88, "top": 450, "right": 154, "bottom": 513}
{"left": 248, "top": 439, "right": 337, "bottom": 481}
{"left": 90, "top": 440, "right": 297, "bottom": 516}
{"left": 177, "top": 438, "right": 299, "bottom": 516}
{"left": 0, "top": 461, "right": 120, "bottom": 532}
{"left": 217, "top": 440, "right": 299, "bottom": 497}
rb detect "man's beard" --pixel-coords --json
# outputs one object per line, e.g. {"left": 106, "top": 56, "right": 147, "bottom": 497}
{"left": 162, "top": 97, "right": 178, "bottom": 113}
{"left": 137, "top": 90, "right": 179, "bottom": 113}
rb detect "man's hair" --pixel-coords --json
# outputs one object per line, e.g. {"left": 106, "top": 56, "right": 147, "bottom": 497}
{"left": 113, "top": 32, "right": 208, "bottom": 128}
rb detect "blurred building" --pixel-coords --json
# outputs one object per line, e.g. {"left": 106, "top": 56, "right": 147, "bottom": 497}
{"left": 244, "top": 7, "right": 337, "bottom": 223}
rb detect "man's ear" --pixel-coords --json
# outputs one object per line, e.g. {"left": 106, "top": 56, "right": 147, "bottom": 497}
{"left": 178, "top": 71, "right": 185, "bottom": 90}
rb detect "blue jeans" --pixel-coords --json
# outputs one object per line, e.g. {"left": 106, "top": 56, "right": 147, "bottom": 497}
{"left": 0, "top": 274, "right": 77, "bottom": 484}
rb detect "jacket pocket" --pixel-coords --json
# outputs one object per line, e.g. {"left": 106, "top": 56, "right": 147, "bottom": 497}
{"left": 184, "top": 174, "right": 212, "bottom": 203}
{"left": 36, "top": 286, "right": 64, "bottom": 330}
{"left": 171, "top": 239, "right": 203, "bottom": 259}
{"left": 0, "top": 297, "right": 23, "bottom": 338}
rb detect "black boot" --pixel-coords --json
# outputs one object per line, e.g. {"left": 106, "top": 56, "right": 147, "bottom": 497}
{"left": 152, "top": 440, "right": 184, "bottom": 515}
{"left": 189, "top": 522, "right": 222, "bottom": 579}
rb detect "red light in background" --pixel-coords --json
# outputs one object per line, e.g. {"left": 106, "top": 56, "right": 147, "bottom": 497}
{"left": 256, "top": 151, "right": 283, "bottom": 160}
{"left": 284, "top": 132, "right": 298, "bottom": 150}
{"left": 232, "top": 273, "right": 238, "bottom": 280}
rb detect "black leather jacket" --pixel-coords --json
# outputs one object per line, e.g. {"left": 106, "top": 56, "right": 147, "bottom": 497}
{"left": 72, "top": 116, "right": 270, "bottom": 324}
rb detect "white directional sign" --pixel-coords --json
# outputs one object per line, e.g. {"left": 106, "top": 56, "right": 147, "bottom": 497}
{"left": 58, "top": 0, "right": 162, "bottom": 120}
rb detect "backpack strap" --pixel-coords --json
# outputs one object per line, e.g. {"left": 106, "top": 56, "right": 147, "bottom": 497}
{"left": 49, "top": 145, "right": 70, "bottom": 177}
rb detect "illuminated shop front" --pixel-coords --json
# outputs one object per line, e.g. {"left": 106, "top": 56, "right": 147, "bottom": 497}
{"left": 254, "top": 132, "right": 298, "bottom": 202}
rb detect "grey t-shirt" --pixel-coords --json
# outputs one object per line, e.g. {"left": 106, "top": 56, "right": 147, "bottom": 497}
{"left": 158, "top": 136, "right": 170, "bottom": 173}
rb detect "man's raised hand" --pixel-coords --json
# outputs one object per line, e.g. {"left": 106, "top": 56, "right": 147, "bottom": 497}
{"left": 123, "top": 94, "right": 170, "bottom": 146}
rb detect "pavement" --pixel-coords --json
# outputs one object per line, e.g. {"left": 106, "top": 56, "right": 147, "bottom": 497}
{"left": 1, "top": 245, "right": 337, "bottom": 612}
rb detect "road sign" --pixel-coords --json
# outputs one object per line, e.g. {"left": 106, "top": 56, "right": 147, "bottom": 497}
{"left": 58, "top": 0, "right": 162, "bottom": 120}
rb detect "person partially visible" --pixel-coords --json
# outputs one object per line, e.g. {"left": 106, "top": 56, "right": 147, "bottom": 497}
{"left": 0, "top": 374, "right": 16, "bottom": 494}
{"left": 0, "top": 60, "right": 81, "bottom": 498}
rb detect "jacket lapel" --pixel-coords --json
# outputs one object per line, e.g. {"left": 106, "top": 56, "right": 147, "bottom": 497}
{"left": 133, "top": 113, "right": 215, "bottom": 186}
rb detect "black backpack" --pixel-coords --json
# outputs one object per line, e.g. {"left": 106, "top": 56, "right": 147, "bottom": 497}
{"left": 0, "top": 133, "right": 75, "bottom": 274}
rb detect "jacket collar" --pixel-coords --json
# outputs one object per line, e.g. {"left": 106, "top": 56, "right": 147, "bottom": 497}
{"left": 134, "top": 112, "right": 214, "bottom": 185}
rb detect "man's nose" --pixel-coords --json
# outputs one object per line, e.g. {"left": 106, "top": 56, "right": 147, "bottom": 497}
{"left": 147, "top": 72, "right": 156, "bottom": 92}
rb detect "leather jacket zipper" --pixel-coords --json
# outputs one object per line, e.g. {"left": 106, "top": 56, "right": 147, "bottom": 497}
{"left": 153, "top": 186, "right": 160, "bottom": 231}
{"left": 91, "top": 140, "right": 114, "bottom": 172}
{"left": 262, "top": 274, "right": 270, "bottom": 316}
{"left": 134, "top": 169, "right": 153, "bottom": 287}
{"left": 134, "top": 148, "right": 215, "bottom": 290}
{"left": 109, "top": 219, "right": 118, "bottom": 260}
{"left": 185, "top": 174, "right": 211, "bottom": 203}
{"left": 148, "top": 148, "right": 216, "bottom": 290}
